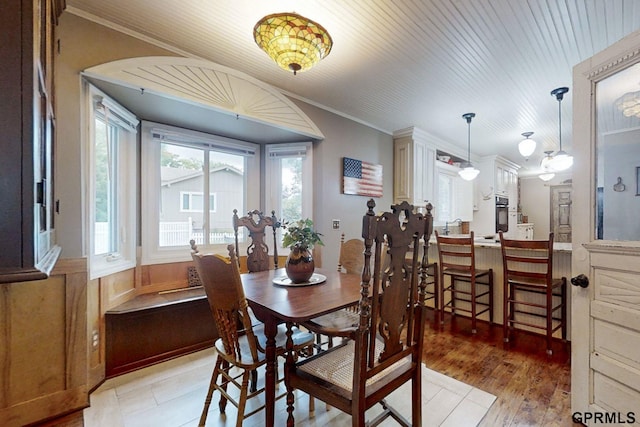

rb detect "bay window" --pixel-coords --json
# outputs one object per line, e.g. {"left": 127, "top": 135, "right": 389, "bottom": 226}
{"left": 86, "top": 84, "right": 138, "bottom": 279}
{"left": 141, "top": 122, "right": 260, "bottom": 264}
{"left": 264, "top": 142, "right": 313, "bottom": 250}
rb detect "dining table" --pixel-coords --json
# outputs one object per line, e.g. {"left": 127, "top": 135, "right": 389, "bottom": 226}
{"left": 241, "top": 267, "right": 363, "bottom": 427}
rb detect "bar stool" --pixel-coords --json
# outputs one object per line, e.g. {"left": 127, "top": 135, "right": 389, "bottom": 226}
{"left": 435, "top": 230, "right": 493, "bottom": 333}
{"left": 405, "top": 240, "right": 439, "bottom": 316}
{"left": 499, "top": 231, "right": 567, "bottom": 355}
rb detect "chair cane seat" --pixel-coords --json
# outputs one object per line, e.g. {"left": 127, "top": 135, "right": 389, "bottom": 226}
{"left": 214, "top": 323, "right": 314, "bottom": 368}
{"left": 297, "top": 339, "right": 412, "bottom": 392}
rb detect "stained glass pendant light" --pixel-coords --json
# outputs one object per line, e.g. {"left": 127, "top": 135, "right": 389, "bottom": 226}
{"left": 459, "top": 113, "right": 480, "bottom": 181}
{"left": 254, "top": 12, "right": 333, "bottom": 75}
{"left": 548, "top": 87, "right": 573, "bottom": 171}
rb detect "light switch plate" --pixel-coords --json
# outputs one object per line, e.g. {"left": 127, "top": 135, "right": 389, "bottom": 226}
{"left": 332, "top": 219, "right": 340, "bottom": 229}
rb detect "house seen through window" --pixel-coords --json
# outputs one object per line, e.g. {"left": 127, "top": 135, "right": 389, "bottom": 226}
{"left": 158, "top": 141, "right": 244, "bottom": 247}
{"left": 141, "top": 122, "right": 261, "bottom": 264}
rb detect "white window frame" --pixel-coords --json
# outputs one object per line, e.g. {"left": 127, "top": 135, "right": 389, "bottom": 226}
{"left": 435, "top": 162, "right": 473, "bottom": 225}
{"left": 436, "top": 168, "right": 455, "bottom": 225}
{"left": 179, "top": 191, "right": 217, "bottom": 213}
{"left": 264, "top": 142, "right": 314, "bottom": 252}
{"left": 84, "top": 83, "right": 138, "bottom": 280}
{"left": 141, "top": 121, "right": 260, "bottom": 264}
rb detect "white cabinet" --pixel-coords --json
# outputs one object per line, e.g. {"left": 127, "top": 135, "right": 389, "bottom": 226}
{"left": 495, "top": 162, "right": 518, "bottom": 198}
{"left": 473, "top": 156, "right": 520, "bottom": 236}
{"left": 517, "top": 223, "right": 534, "bottom": 240}
{"left": 393, "top": 131, "right": 436, "bottom": 207}
{"left": 393, "top": 127, "right": 474, "bottom": 222}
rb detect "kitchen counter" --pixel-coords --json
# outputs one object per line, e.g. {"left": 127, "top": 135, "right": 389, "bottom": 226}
{"left": 430, "top": 236, "right": 572, "bottom": 253}
{"left": 471, "top": 238, "right": 572, "bottom": 252}
{"left": 428, "top": 237, "right": 572, "bottom": 339}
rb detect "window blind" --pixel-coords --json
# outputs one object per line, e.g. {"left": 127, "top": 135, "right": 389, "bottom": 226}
{"left": 151, "top": 128, "right": 257, "bottom": 157}
{"left": 266, "top": 143, "right": 310, "bottom": 159}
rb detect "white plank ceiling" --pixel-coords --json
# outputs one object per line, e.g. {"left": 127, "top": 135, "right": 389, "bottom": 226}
{"left": 65, "top": 0, "right": 640, "bottom": 174}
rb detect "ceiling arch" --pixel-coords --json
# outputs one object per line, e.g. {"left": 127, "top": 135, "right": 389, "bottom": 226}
{"left": 82, "top": 56, "right": 324, "bottom": 140}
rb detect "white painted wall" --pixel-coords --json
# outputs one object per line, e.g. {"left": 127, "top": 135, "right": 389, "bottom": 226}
{"left": 519, "top": 172, "right": 572, "bottom": 240}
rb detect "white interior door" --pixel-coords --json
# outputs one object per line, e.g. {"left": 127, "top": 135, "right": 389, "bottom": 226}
{"left": 572, "top": 30, "right": 640, "bottom": 425}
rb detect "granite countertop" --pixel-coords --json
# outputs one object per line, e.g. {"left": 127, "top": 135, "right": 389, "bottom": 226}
{"left": 429, "top": 236, "right": 572, "bottom": 253}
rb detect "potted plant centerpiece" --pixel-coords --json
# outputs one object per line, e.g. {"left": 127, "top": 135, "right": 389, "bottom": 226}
{"left": 282, "top": 218, "right": 324, "bottom": 283}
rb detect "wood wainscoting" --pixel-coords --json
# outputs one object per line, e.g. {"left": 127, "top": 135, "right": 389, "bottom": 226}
{"left": 0, "top": 258, "right": 88, "bottom": 427}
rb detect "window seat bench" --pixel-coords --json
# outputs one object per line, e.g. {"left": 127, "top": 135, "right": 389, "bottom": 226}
{"left": 105, "top": 287, "right": 218, "bottom": 378}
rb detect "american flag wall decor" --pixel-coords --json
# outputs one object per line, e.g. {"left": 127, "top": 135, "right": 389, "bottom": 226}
{"left": 343, "top": 157, "right": 383, "bottom": 197}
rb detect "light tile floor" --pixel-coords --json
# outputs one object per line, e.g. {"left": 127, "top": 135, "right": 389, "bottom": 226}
{"left": 84, "top": 348, "right": 495, "bottom": 426}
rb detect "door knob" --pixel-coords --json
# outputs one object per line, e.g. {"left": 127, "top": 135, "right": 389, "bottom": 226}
{"left": 571, "top": 274, "right": 589, "bottom": 288}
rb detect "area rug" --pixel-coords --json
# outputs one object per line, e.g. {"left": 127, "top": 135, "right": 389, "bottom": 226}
{"left": 268, "top": 365, "right": 497, "bottom": 427}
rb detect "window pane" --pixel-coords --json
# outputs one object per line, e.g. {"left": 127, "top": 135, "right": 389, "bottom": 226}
{"left": 209, "top": 152, "right": 244, "bottom": 244}
{"left": 160, "top": 143, "right": 204, "bottom": 246}
{"left": 191, "top": 193, "right": 203, "bottom": 211}
{"left": 595, "top": 62, "right": 640, "bottom": 240}
{"left": 281, "top": 157, "right": 302, "bottom": 222}
{"left": 181, "top": 193, "right": 189, "bottom": 211}
{"left": 94, "top": 118, "right": 109, "bottom": 254}
{"left": 438, "top": 173, "right": 453, "bottom": 222}
{"left": 93, "top": 117, "right": 119, "bottom": 255}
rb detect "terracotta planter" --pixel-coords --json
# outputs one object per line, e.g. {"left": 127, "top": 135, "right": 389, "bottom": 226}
{"left": 285, "top": 246, "right": 315, "bottom": 283}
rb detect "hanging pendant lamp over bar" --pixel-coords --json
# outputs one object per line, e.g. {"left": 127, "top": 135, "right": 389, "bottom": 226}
{"left": 548, "top": 87, "right": 573, "bottom": 171}
{"left": 518, "top": 131, "right": 536, "bottom": 158}
{"left": 539, "top": 150, "right": 555, "bottom": 181}
{"left": 459, "top": 113, "right": 480, "bottom": 181}
{"left": 254, "top": 12, "right": 333, "bottom": 75}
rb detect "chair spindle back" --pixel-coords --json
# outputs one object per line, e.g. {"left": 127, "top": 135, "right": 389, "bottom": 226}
{"left": 233, "top": 209, "right": 280, "bottom": 272}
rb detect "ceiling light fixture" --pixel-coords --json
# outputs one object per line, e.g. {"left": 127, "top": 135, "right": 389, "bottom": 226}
{"left": 539, "top": 150, "right": 555, "bottom": 181}
{"left": 548, "top": 87, "right": 573, "bottom": 171}
{"left": 614, "top": 90, "right": 640, "bottom": 118}
{"left": 518, "top": 131, "right": 536, "bottom": 159}
{"left": 459, "top": 113, "right": 480, "bottom": 181}
{"left": 253, "top": 12, "right": 333, "bottom": 75}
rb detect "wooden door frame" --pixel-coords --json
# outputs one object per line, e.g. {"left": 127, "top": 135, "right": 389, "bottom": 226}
{"left": 571, "top": 30, "right": 640, "bottom": 416}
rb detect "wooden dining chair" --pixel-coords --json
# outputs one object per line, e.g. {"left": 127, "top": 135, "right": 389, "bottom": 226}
{"left": 337, "top": 233, "right": 365, "bottom": 274}
{"left": 435, "top": 230, "right": 493, "bottom": 333}
{"left": 306, "top": 233, "right": 366, "bottom": 352}
{"left": 233, "top": 209, "right": 280, "bottom": 273}
{"left": 499, "top": 231, "right": 567, "bottom": 355}
{"left": 284, "top": 199, "right": 432, "bottom": 427}
{"left": 192, "top": 244, "right": 314, "bottom": 427}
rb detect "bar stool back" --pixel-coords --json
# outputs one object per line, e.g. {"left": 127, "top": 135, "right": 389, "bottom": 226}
{"left": 435, "top": 230, "right": 493, "bottom": 333}
{"left": 499, "top": 231, "right": 567, "bottom": 355}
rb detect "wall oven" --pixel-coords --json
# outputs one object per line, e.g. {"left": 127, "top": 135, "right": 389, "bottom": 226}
{"left": 496, "top": 196, "right": 509, "bottom": 233}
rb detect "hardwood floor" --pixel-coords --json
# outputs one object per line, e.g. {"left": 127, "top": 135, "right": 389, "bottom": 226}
{"left": 423, "top": 311, "right": 577, "bottom": 427}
